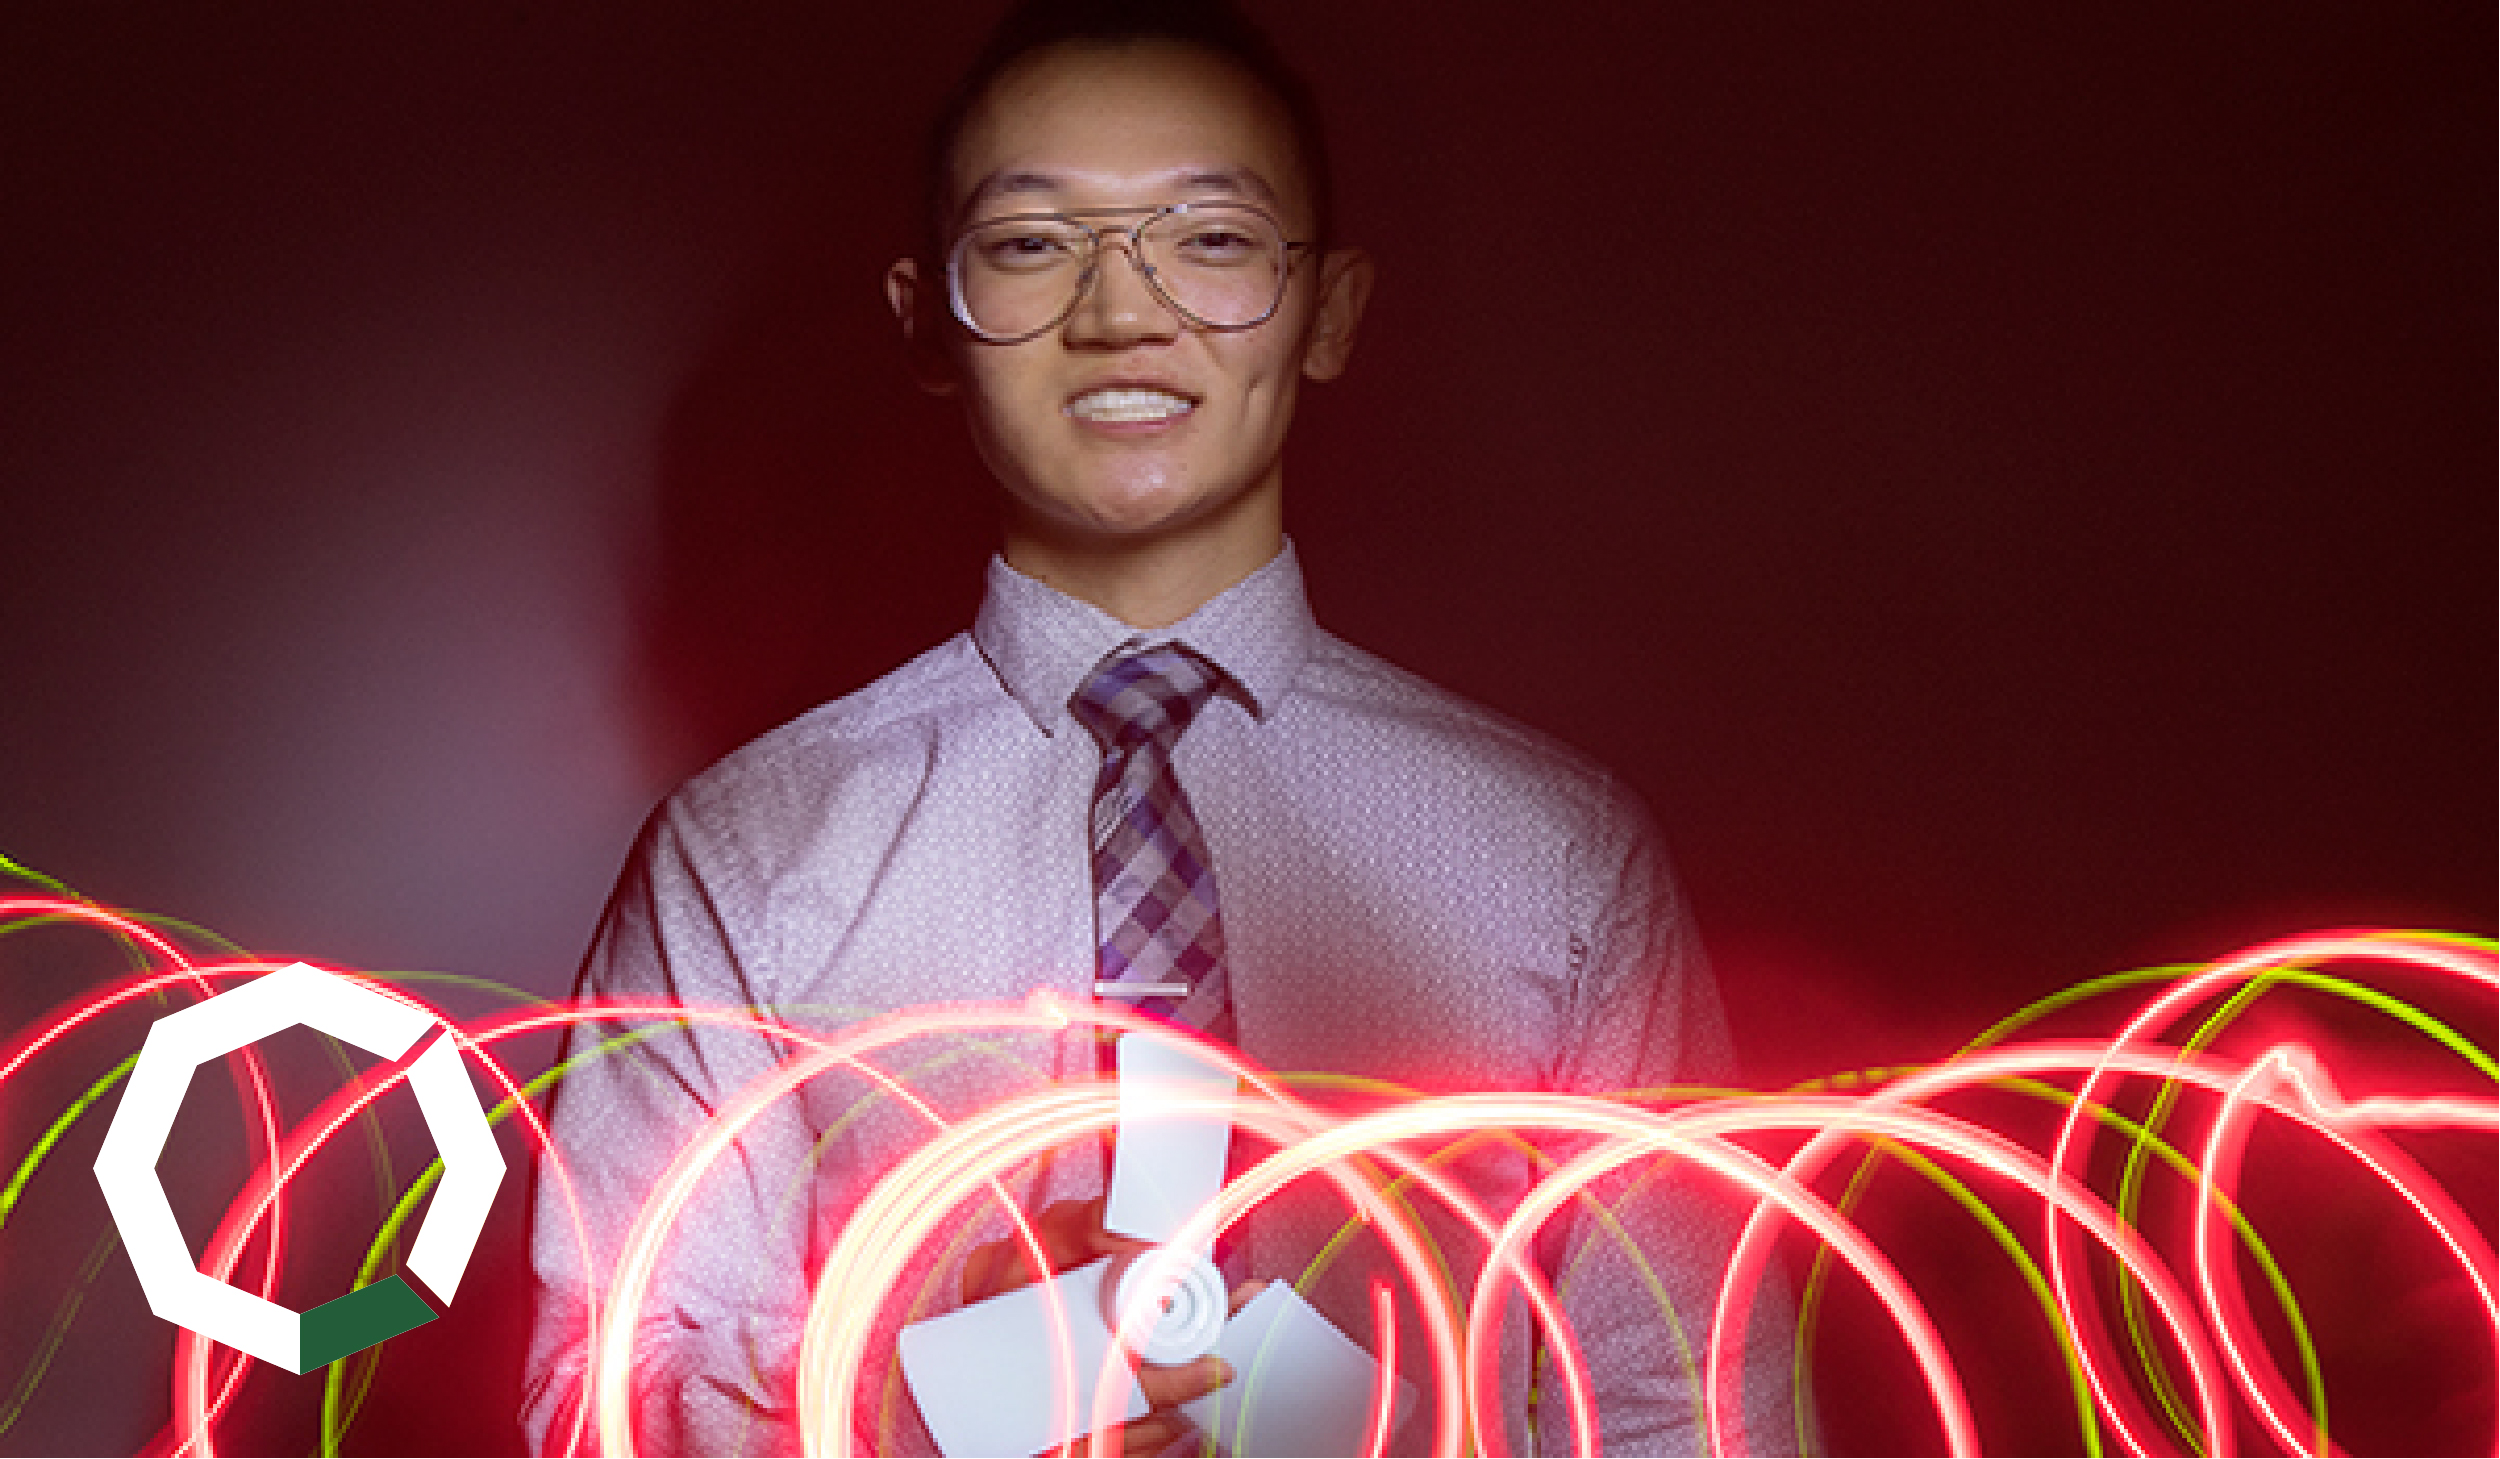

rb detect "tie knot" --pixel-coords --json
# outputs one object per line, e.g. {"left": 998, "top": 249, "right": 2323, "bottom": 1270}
{"left": 1071, "top": 644, "right": 1226, "bottom": 751}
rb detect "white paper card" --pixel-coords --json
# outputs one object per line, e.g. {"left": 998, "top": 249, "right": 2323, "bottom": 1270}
{"left": 899, "top": 1256, "right": 1146, "bottom": 1457}
{"left": 1186, "top": 1282, "right": 1417, "bottom": 1456}
{"left": 1104, "top": 1032, "right": 1236, "bottom": 1247}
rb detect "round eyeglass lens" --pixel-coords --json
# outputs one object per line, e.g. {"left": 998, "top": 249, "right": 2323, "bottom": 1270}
{"left": 952, "top": 205, "right": 1289, "bottom": 339}
{"left": 953, "top": 216, "right": 1092, "bottom": 340}
{"left": 1137, "top": 206, "right": 1287, "bottom": 327}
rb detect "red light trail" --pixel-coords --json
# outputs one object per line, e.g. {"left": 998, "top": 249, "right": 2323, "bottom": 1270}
{"left": 0, "top": 889, "right": 2489, "bottom": 1456}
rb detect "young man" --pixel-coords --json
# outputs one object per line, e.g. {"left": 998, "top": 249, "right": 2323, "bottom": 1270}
{"left": 525, "top": 3, "right": 1783, "bottom": 1453}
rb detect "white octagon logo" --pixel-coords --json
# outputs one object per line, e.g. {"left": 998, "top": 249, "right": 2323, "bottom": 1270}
{"left": 93, "top": 963, "right": 505, "bottom": 1372}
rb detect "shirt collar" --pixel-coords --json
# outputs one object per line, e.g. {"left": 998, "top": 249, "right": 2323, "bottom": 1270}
{"left": 973, "top": 539, "right": 1317, "bottom": 737}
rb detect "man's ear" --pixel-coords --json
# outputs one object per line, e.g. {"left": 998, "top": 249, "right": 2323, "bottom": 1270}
{"left": 886, "top": 256, "right": 959, "bottom": 397}
{"left": 1299, "top": 246, "right": 1374, "bottom": 383}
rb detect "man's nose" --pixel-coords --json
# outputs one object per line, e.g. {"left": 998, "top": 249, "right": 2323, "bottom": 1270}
{"left": 1063, "top": 238, "right": 1180, "bottom": 347}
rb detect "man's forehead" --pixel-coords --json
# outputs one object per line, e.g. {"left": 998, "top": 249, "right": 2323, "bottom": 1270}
{"left": 947, "top": 40, "right": 1309, "bottom": 225}
{"left": 962, "top": 164, "right": 1285, "bottom": 217}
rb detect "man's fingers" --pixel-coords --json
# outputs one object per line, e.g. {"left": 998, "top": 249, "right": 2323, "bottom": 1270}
{"left": 1106, "top": 1411, "right": 1186, "bottom": 1457}
{"left": 1044, "top": 1195, "right": 1103, "bottom": 1248}
{"left": 959, "top": 1242, "right": 999, "bottom": 1304}
{"left": 1083, "top": 1195, "right": 1154, "bottom": 1259}
{"left": 1032, "top": 1411, "right": 1187, "bottom": 1459}
{"left": 1227, "top": 1277, "right": 1271, "bottom": 1316}
{"left": 965, "top": 1196, "right": 1125, "bottom": 1303}
{"left": 1136, "top": 1354, "right": 1233, "bottom": 1408}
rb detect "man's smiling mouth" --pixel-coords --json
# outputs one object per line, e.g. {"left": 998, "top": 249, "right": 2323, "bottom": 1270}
{"left": 1066, "top": 387, "right": 1197, "bottom": 423}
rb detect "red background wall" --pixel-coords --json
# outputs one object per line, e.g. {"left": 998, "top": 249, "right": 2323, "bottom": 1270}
{"left": 0, "top": 5, "right": 2488, "bottom": 1452}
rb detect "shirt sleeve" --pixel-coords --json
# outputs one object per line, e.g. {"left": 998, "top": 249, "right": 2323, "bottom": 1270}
{"left": 1538, "top": 775, "right": 1802, "bottom": 1457}
{"left": 521, "top": 798, "right": 823, "bottom": 1457}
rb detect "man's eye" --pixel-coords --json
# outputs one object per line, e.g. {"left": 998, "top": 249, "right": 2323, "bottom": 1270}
{"left": 1173, "top": 229, "right": 1266, "bottom": 264}
{"left": 977, "top": 233, "right": 1075, "bottom": 269}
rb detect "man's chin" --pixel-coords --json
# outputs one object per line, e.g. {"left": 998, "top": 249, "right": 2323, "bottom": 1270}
{"left": 1020, "top": 485, "right": 1233, "bottom": 547}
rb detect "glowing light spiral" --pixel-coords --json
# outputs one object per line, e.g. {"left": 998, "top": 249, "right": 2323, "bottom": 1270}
{"left": 0, "top": 882, "right": 2489, "bottom": 1456}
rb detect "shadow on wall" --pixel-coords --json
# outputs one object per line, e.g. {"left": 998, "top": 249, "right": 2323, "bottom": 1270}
{"left": 632, "top": 221, "right": 1000, "bottom": 785}
{"left": 315, "top": 228, "right": 1002, "bottom": 1459}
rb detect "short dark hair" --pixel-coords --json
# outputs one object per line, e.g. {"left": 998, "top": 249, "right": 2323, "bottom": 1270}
{"left": 920, "top": 0, "right": 1335, "bottom": 270}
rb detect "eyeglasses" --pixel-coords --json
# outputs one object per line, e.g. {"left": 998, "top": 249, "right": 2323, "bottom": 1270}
{"left": 946, "top": 201, "right": 1313, "bottom": 344}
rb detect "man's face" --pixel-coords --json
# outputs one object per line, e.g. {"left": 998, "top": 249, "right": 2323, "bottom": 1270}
{"left": 925, "top": 41, "right": 1354, "bottom": 548}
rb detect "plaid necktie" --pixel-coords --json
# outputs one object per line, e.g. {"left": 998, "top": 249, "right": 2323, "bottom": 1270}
{"left": 1071, "top": 643, "right": 1237, "bottom": 1048}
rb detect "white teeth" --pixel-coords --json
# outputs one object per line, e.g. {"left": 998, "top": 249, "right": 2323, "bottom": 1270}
{"left": 1068, "top": 388, "right": 1194, "bottom": 422}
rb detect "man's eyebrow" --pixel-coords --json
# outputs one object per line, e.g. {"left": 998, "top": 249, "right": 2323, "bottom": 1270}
{"left": 1171, "top": 168, "right": 1281, "bottom": 205}
{"left": 964, "top": 169, "right": 1066, "bottom": 211}
{"left": 959, "top": 166, "right": 1283, "bottom": 216}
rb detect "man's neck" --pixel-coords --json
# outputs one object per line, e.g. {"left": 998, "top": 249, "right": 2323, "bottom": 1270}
{"left": 1000, "top": 501, "right": 1284, "bottom": 630}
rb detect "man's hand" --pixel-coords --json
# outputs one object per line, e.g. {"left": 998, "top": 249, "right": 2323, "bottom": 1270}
{"left": 959, "top": 1195, "right": 1266, "bottom": 1457}
{"left": 960, "top": 1195, "right": 1142, "bottom": 1305}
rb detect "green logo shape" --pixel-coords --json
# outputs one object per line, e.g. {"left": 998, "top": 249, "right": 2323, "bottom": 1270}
{"left": 300, "top": 1274, "right": 439, "bottom": 1371}
{"left": 94, "top": 964, "right": 506, "bottom": 1374}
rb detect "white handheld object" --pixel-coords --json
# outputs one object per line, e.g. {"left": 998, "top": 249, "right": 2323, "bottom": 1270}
{"left": 1103, "top": 1031, "right": 1239, "bottom": 1249}
{"left": 899, "top": 1030, "right": 1412, "bottom": 1456}
{"left": 897, "top": 1257, "right": 1144, "bottom": 1458}
{"left": 1187, "top": 1280, "right": 1418, "bottom": 1457}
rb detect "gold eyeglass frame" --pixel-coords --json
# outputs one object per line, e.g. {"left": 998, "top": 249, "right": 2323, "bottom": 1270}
{"left": 946, "top": 201, "right": 1314, "bottom": 344}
